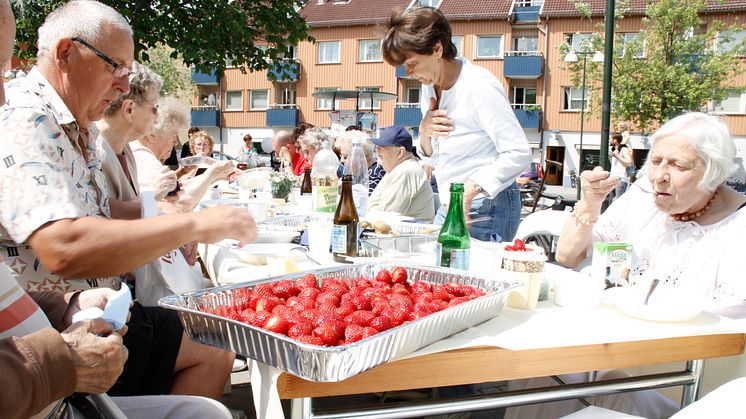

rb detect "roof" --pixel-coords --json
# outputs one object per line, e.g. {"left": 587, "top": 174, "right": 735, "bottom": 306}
{"left": 301, "top": 0, "right": 510, "bottom": 27}
{"left": 541, "top": 0, "right": 746, "bottom": 17}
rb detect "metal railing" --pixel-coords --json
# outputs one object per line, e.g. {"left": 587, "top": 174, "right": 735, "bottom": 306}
{"left": 395, "top": 102, "right": 420, "bottom": 108}
{"left": 510, "top": 103, "right": 541, "bottom": 110}
{"left": 192, "top": 105, "right": 219, "bottom": 111}
{"left": 504, "top": 50, "right": 542, "bottom": 57}
{"left": 270, "top": 103, "right": 298, "bottom": 109}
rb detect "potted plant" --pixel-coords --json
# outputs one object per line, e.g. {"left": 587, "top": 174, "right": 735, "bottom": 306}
{"left": 269, "top": 171, "right": 297, "bottom": 201}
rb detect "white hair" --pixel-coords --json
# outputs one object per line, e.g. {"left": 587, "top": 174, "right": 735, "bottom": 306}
{"left": 648, "top": 112, "right": 736, "bottom": 191}
{"left": 299, "top": 127, "right": 329, "bottom": 150}
{"left": 335, "top": 130, "right": 376, "bottom": 163}
{"left": 37, "top": 1, "right": 132, "bottom": 59}
{"left": 154, "top": 96, "right": 190, "bottom": 140}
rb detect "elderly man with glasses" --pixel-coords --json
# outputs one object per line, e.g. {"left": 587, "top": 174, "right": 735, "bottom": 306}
{"left": 0, "top": 0, "right": 256, "bottom": 412}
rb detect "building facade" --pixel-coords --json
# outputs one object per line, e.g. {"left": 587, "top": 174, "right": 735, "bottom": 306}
{"left": 192, "top": 0, "right": 746, "bottom": 185}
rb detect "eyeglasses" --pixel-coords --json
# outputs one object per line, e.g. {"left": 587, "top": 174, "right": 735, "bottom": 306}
{"left": 148, "top": 103, "right": 159, "bottom": 115}
{"left": 72, "top": 37, "right": 133, "bottom": 79}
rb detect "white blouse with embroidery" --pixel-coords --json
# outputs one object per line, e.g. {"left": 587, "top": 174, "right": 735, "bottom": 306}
{"left": 592, "top": 177, "right": 746, "bottom": 302}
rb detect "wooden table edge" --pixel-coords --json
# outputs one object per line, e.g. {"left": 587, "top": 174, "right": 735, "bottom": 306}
{"left": 277, "top": 333, "right": 746, "bottom": 399}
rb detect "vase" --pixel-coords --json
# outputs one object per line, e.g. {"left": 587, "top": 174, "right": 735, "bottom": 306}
{"left": 271, "top": 183, "right": 291, "bottom": 201}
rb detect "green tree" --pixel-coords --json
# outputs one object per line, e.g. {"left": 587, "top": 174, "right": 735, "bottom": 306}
{"left": 144, "top": 44, "right": 193, "bottom": 99}
{"left": 561, "top": 0, "right": 746, "bottom": 131}
{"left": 11, "top": 0, "right": 311, "bottom": 77}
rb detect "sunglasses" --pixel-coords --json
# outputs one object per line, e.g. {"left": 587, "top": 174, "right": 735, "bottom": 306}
{"left": 72, "top": 37, "right": 133, "bottom": 79}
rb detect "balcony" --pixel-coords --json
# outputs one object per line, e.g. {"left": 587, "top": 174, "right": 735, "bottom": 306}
{"left": 192, "top": 69, "right": 218, "bottom": 84}
{"left": 395, "top": 65, "right": 417, "bottom": 79}
{"left": 512, "top": 105, "right": 541, "bottom": 130}
{"left": 504, "top": 52, "right": 543, "bottom": 78}
{"left": 267, "top": 59, "right": 300, "bottom": 82}
{"left": 513, "top": 5, "right": 541, "bottom": 22}
{"left": 191, "top": 106, "right": 220, "bottom": 126}
{"left": 394, "top": 104, "right": 422, "bottom": 127}
{"left": 266, "top": 105, "right": 299, "bottom": 127}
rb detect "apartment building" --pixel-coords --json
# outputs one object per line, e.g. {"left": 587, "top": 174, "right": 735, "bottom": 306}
{"left": 192, "top": 0, "right": 746, "bottom": 186}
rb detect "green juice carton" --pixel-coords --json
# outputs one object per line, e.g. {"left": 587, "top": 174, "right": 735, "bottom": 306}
{"left": 592, "top": 242, "right": 632, "bottom": 289}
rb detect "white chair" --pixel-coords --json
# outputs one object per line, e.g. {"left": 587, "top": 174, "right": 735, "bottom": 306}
{"left": 515, "top": 209, "right": 571, "bottom": 262}
{"left": 669, "top": 377, "right": 746, "bottom": 419}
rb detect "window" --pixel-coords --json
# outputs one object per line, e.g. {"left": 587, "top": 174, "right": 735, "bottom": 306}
{"left": 407, "top": 88, "right": 421, "bottom": 105}
{"left": 224, "top": 91, "right": 243, "bottom": 111}
{"left": 225, "top": 57, "right": 235, "bottom": 68}
{"left": 713, "top": 90, "right": 745, "bottom": 114}
{"left": 566, "top": 33, "right": 594, "bottom": 53}
{"left": 513, "top": 36, "right": 539, "bottom": 52}
{"left": 418, "top": 0, "right": 440, "bottom": 6}
{"left": 562, "top": 87, "right": 589, "bottom": 111}
{"left": 511, "top": 87, "right": 537, "bottom": 108}
{"left": 358, "top": 87, "right": 381, "bottom": 110}
{"left": 318, "top": 41, "right": 341, "bottom": 64}
{"left": 617, "top": 32, "right": 645, "bottom": 58}
{"left": 717, "top": 30, "right": 746, "bottom": 55}
{"left": 277, "top": 88, "right": 297, "bottom": 107}
{"left": 250, "top": 90, "right": 269, "bottom": 110}
{"left": 316, "top": 87, "right": 340, "bottom": 110}
{"left": 359, "top": 39, "right": 382, "bottom": 62}
{"left": 451, "top": 35, "right": 463, "bottom": 57}
{"left": 476, "top": 35, "right": 503, "bottom": 58}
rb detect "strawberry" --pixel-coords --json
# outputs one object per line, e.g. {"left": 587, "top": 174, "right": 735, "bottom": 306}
{"left": 316, "top": 292, "right": 340, "bottom": 307}
{"left": 381, "top": 306, "right": 409, "bottom": 327}
{"left": 272, "top": 305, "right": 291, "bottom": 316}
{"left": 370, "top": 316, "right": 392, "bottom": 332}
{"left": 371, "top": 301, "right": 389, "bottom": 316}
{"left": 296, "top": 334, "right": 324, "bottom": 346}
{"left": 513, "top": 238, "right": 526, "bottom": 251}
{"left": 272, "top": 280, "right": 297, "bottom": 299}
{"left": 321, "top": 278, "right": 344, "bottom": 292}
{"left": 315, "top": 311, "right": 342, "bottom": 327}
{"left": 391, "top": 267, "right": 408, "bottom": 284}
{"left": 316, "top": 302, "right": 338, "bottom": 314}
{"left": 287, "top": 297, "right": 315, "bottom": 312}
{"left": 325, "top": 284, "right": 348, "bottom": 297}
{"left": 344, "top": 324, "right": 365, "bottom": 343}
{"left": 295, "top": 274, "right": 318, "bottom": 292}
{"left": 431, "top": 299, "right": 449, "bottom": 310}
{"left": 245, "top": 311, "right": 272, "bottom": 328}
{"left": 414, "top": 292, "right": 434, "bottom": 304}
{"left": 409, "top": 281, "right": 432, "bottom": 294}
{"left": 336, "top": 303, "right": 356, "bottom": 318}
{"left": 255, "top": 296, "right": 280, "bottom": 313}
{"left": 263, "top": 314, "right": 290, "bottom": 335}
{"left": 448, "top": 296, "right": 471, "bottom": 307}
{"left": 252, "top": 283, "right": 275, "bottom": 297}
{"left": 355, "top": 278, "right": 372, "bottom": 288}
{"left": 444, "top": 282, "right": 466, "bottom": 297}
{"left": 362, "top": 327, "right": 378, "bottom": 339}
{"left": 313, "top": 323, "right": 339, "bottom": 346}
{"left": 349, "top": 294, "right": 372, "bottom": 311}
{"left": 287, "top": 318, "right": 312, "bottom": 336}
{"left": 233, "top": 288, "right": 253, "bottom": 310}
{"left": 299, "top": 287, "right": 322, "bottom": 300}
{"left": 299, "top": 308, "right": 321, "bottom": 323}
{"left": 372, "top": 281, "right": 392, "bottom": 291}
{"left": 375, "top": 269, "right": 393, "bottom": 284}
{"left": 345, "top": 310, "right": 376, "bottom": 327}
{"left": 432, "top": 285, "right": 453, "bottom": 301}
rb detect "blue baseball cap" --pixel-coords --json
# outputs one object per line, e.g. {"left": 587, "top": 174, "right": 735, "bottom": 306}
{"left": 370, "top": 126, "right": 413, "bottom": 152}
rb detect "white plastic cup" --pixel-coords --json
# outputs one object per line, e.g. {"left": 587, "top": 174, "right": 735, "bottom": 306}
{"left": 468, "top": 240, "right": 503, "bottom": 278}
{"left": 502, "top": 248, "right": 546, "bottom": 310}
{"left": 307, "top": 221, "right": 333, "bottom": 257}
{"left": 247, "top": 200, "right": 268, "bottom": 222}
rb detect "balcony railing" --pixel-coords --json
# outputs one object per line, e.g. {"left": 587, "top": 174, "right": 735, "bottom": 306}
{"left": 192, "top": 69, "right": 218, "bottom": 84}
{"left": 504, "top": 51, "right": 543, "bottom": 78}
{"left": 266, "top": 104, "right": 299, "bottom": 127}
{"left": 191, "top": 106, "right": 220, "bottom": 126}
{"left": 511, "top": 104, "right": 541, "bottom": 130}
{"left": 394, "top": 103, "right": 422, "bottom": 127}
{"left": 513, "top": 5, "right": 541, "bottom": 22}
{"left": 267, "top": 59, "right": 300, "bottom": 82}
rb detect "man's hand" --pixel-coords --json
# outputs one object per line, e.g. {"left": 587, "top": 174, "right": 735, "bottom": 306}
{"left": 180, "top": 241, "right": 199, "bottom": 266}
{"left": 64, "top": 288, "right": 131, "bottom": 334}
{"left": 196, "top": 206, "right": 257, "bottom": 246}
{"left": 61, "top": 319, "right": 128, "bottom": 394}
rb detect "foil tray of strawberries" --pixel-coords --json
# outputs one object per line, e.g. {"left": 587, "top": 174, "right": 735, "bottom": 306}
{"left": 158, "top": 262, "right": 519, "bottom": 382}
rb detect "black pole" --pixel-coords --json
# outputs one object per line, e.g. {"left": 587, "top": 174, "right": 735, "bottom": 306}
{"left": 599, "top": 0, "right": 616, "bottom": 170}
{"left": 577, "top": 54, "right": 588, "bottom": 201}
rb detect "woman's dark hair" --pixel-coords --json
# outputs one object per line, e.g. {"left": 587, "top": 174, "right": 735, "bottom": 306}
{"left": 292, "top": 122, "right": 315, "bottom": 143}
{"left": 243, "top": 133, "right": 253, "bottom": 143}
{"left": 187, "top": 126, "right": 201, "bottom": 139}
{"left": 381, "top": 6, "right": 457, "bottom": 66}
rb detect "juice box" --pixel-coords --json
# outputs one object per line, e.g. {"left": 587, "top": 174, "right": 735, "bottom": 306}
{"left": 592, "top": 242, "right": 632, "bottom": 289}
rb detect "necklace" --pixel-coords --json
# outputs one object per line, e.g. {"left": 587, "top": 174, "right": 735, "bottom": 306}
{"left": 671, "top": 189, "right": 719, "bottom": 222}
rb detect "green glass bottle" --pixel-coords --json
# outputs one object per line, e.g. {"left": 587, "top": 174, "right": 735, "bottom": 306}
{"left": 436, "top": 183, "right": 471, "bottom": 270}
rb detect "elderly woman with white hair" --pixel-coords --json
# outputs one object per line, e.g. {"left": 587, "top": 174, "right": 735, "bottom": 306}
{"left": 298, "top": 126, "right": 329, "bottom": 163}
{"left": 558, "top": 112, "right": 746, "bottom": 300}
{"left": 335, "top": 129, "right": 386, "bottom": 194}
{"left": 132, "top": 97, "right": 236, "bottom": 213}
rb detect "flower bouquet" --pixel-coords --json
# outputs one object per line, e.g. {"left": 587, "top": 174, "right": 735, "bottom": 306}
{"left": 269, "top": 171, "right": 297, "bottom": 201}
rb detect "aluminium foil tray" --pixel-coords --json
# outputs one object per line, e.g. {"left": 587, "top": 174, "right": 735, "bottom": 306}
{"left": 159, "top": 262, "right": 518, "bottom": 382}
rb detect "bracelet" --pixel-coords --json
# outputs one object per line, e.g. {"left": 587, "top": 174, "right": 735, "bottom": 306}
{"left": 572, "top": 210, "right": 598, "bottom": 226}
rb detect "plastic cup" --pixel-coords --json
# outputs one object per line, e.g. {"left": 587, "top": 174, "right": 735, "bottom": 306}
{"left": 502, "top": 247, "right": 546, "bottom": 310}
{"left": 307, "top": 221, "right": 333, "bottom": 258}
{"left": 247, "top": 200, "right": 269, "bottom": 222}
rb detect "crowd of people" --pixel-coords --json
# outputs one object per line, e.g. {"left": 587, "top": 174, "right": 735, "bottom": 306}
{"left": 2, "top": 1, "right": 746, "bottom": 418}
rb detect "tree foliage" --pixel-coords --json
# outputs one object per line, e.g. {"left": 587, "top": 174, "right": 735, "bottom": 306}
{"left": 11, "top": 0, "right": 312, "bottom": 77}
{"left": 561, "top": 0, "right": 746, "bottom": 131}
{"left": 144, "top": 44, "right": 193, "bottom": 99}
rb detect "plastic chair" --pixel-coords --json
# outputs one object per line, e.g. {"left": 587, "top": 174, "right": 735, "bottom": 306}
{"left": 515, "top": 209, "right": 570, "bottom": 263}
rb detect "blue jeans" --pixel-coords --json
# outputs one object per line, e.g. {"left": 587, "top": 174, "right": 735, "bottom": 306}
{"left": 434, "top": 182, "right": 521, "bottom": 242}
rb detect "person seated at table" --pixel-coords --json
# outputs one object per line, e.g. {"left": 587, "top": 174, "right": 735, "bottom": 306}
{"left": 298, "top": 126, "right": 330, "bottom": 164}
{"left": 369, "top": 126, "right": 434, "bottom": 222}
{"left": 335, "top": 129, "right": 386, "bottom": 194}
{"left": 272, "top": 129, "right": 303, "bottom": 174}
{"left": 133, "top": 101, "right": 236, "bottom": 212}
{"left": 189, "top": 130, "right": 213, "bottom": 157}
{"left": 557, "top": 112, "right": 746, "bottom": 299}
{"left": 508, "top": 112, "right": 746, "bottom": 419}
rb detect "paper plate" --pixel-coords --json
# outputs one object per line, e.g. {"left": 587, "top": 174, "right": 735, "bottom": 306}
{"left": 615, "top": 286, "right": 706, "bottom": 323}
{"left": 180, "top": 156, "right": 217, "bottom": 167}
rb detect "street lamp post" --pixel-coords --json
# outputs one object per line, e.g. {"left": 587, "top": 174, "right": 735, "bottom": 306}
{"left": 564, "top": 49, "right": 604, "bottom": 200}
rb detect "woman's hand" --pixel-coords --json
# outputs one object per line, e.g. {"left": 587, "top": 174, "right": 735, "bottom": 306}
{"left": 420, "top": 97, "right": 453, "bottom": 139}
{"left": 580, "top": 166, "right": 619, "bottom": 209}
{"left": 206, "top": 160, "right": 239, "bottom": 183}
{"left": 152, "top": 167, "right": 178, "bottom": 201}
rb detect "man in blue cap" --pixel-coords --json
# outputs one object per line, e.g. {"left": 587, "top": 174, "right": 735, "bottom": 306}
{"left": 369, "top": 126, "right": 434, "bottom": 221}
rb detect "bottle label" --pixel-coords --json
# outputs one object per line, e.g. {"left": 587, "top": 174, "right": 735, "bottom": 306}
{"left": 351, "top": 184, "right": 368, "bottom": 217}
{"left": 313, "top": 186, "right": 338, "bottom": 213}
{"left": 435, "top": 244, "right": 470, "bottom": 270}
{"left": 331, "top": 224, "right": 347, "bottom": 253}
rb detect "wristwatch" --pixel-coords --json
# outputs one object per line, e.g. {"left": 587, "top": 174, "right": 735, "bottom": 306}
{"left": 473, "top": 183, "right": 485, "bottom": 196}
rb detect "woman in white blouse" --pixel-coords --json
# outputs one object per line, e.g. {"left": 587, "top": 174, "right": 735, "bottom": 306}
{"left": 558, "top": 112, "right": 746, "bottom": 301}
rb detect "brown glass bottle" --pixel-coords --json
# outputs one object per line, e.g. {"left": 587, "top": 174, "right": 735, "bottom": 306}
{"left": 332, "top": 175, "right": 359, "bottom": 262}
{"left": 300, "top": 167, "right": 312, "bottom": 195}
